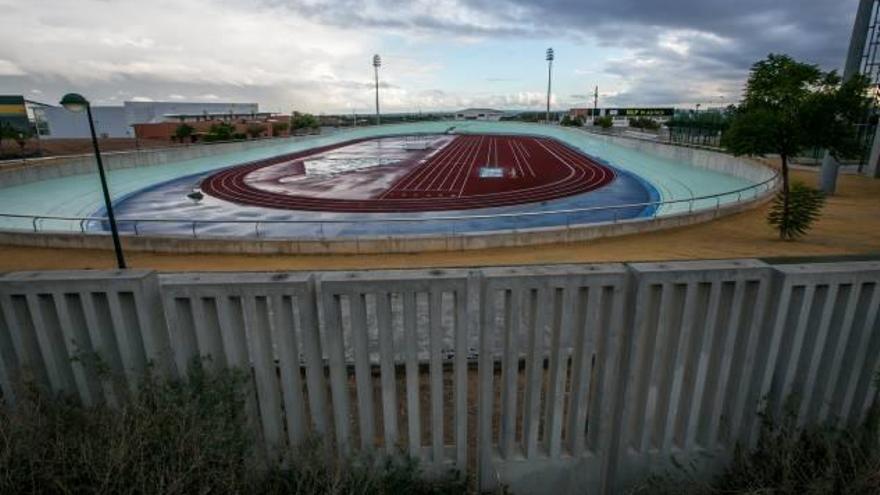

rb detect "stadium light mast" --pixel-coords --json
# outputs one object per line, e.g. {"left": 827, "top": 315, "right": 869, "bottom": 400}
{"left": 821, "top": 0, "right": 876, "bottom": 192}
{"left": 59, "top": 93, "right": 126, "bottom": 269}
{"left": 373, "top": 54, "right": 382, "bottom": 126}
{"left": 593, "top": 85, "right": 599, "bottom": 123}
{"left": 545, "top": 47, "right": 554, "bottom": 124}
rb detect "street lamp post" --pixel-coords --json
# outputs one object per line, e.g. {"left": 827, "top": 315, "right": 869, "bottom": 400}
{"left": 546, "top": 48, "right": 554, "bottom": 124}
{"left": 373, "top": 54, "right": 382, "bottom": 126}
{"left": 60, "top": 93, "right": 126, "bottom": 269}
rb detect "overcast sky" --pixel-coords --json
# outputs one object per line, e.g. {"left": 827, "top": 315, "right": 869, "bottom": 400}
{"left": 0, "top": 0, "right": 860, "bottom": 114}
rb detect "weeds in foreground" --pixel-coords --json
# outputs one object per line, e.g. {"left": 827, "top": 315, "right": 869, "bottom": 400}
{"left": 628, "top": 404, "right": 880, "bottom": 495}
{"left": 0, "top": 363, "right": 468, "bottom": 494}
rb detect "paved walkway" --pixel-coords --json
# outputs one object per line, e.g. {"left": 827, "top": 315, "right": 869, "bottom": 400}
{"left": 0, "top": 169, "right": 877, "bottom": 272}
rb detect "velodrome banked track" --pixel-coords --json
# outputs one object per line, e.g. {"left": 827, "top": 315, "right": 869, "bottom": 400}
{"left": 0, "top": 121, "right": 778, "bottom": 252}
{"left": 202, "top": 134, "right": 616, "bottom": 212}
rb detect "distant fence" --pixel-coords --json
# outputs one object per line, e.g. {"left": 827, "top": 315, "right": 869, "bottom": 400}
{"left": 1, "top": 259, "right": 878, "bottom": 494}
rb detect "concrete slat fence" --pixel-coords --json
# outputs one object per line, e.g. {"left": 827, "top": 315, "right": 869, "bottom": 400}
{"left": 0, "top": 259, "right": 878, "bottom": 494}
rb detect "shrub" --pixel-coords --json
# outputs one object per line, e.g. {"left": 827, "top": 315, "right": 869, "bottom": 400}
{"left": 291, "top": 111, "right": 320, "bottom": 132}
{"left": 767, "top": 181, "right": 826, "bottom": 240}
{"left": 628, "top": 117, "right": 661, "bottom": 130}
{"left": 0, "top": 362, "right": 472, "bottom": 494}
{"left": 272, "top": 122, "right": 289, "bottom": 136}
{"left": 203, "top": 122, "right": 236, "bottom": 142}
{"left": 172, "top": 123, "right": 195, "bottom": 143}
{"left": 245, "top": 123, "right": 267, "bottom": 139}
{"left": 0, "top": 364, "right": 254, "bottom": 494}
{"left": 261, "top": 438, "right": 468, "bottom": 494}
{"left": 629, "top": 403, "right": 880, "bottom": 494}
{"left": 595, "top": 116, "right": 614, "bottom": 129}
{"left": 560, "top": 115, "right": 582, "bottom": 127}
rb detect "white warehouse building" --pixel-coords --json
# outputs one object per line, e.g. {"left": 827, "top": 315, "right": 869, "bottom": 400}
{"left": 454, "top": 108, "right": 505, "bottom": 121}
{"left": 40, "top": 100, "right": 259, "bottom": 139}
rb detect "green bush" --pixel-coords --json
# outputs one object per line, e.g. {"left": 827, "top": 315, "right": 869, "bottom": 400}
{"left": 172, "top": 123, "right": 195, "bottom": 143}
{"left": 560, "top": 115, "right": 582, "bottom": 127}
{"left": 767, "top": 181, "right": 826, "bottom": 240}
{"left": 595, "top": 116, "right": 614, "bottom": 129}
{"left": 245, "top": 123, "right": 267, "bottom": 139}
{"left": 0, "top": 364, "right": 254, "bottom": 494}
{"left": 629, "top": 403, "right": 880, "bottom": 494}
{"left": 262, "top": 439, "right": 468, "bottom": 494}
{"left": 0, "top": 362, "right": 470, "bottom": 494}
{"left": 291, "top": 111, "right": 320, "bottom": 132}
{"left": 272, "top": 122, "right": 289, "bottom": 136}
{"left": 203, "top": 122, "right": 236, "bottom": 142}
{"left": 628, "top": 117, "right": 661, "bottom": 130}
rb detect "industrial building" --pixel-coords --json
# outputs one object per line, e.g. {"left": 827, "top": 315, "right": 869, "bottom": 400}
{"left": 38, "top": 100, "right": 259, "bottom": 139}
{"left": 568, "top": 107, "right": 675, "bottom": 127}
{"left": 454, "top": 108, "right": 505, "bottom": 121}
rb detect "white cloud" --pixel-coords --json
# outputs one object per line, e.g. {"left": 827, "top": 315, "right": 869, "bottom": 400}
{"left": 0, "top": 59, "right": 25, "bottom": 76}
{"left": 131, "top": 96, "right": 154, "bottom": 102}
{"left": 0, "top": 0, "right": 377, "bottom": 110}
{"left": 0, "top": 0, "right": 854, "bottom": 112}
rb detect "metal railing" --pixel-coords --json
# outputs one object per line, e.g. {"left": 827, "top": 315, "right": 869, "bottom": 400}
{"left": 0, "top": 173, "right": 779, "bottom": 240}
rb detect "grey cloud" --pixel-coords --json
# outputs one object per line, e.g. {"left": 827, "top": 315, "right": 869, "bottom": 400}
{"left": 265, "top": 0, "right": 858, "bottom": 105}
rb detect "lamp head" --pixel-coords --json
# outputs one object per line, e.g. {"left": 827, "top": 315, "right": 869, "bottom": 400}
{"left": 546, "top": 47, "right": 554, "bottom": 62}
{"left": 373, "top": 54, "right": 381, "bottom": 68}
{"left": 60, "top": 93, "right": 89, "bottom": 113}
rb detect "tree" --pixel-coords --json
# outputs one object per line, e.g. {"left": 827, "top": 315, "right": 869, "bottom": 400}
{"left": 14, "top": 129, "right": 30, "bottom": 155}
{"left": 0, "top": 122, "right": 17, "bottom": 154}
{"left": 560, "top": 115, "right": 582, "bottom": 127}
{"left": 203, "top": 122, "right": 236, "bottom": 142}
{"left": 595, "top": 116, "right": 614, "bottom": 129}
{"left": 629, "top": 117, "right": 661, "bottom": 131}
{"left": 271, "top": 122, "right": 289, "bottom": 137}
{"left": 290, "top": 112, "right": 319, "bottom": 133}
{"left": 173, "top": 123, "right": 195, "bottom": 143}
{"left": 723, "top": 54, "right": 868, "bottom": 240}
{"left": 245, "top": 123, "right": 267, "bottom": 139}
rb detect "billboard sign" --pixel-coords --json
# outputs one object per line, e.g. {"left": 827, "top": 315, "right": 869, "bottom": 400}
{"left": 617, "top": 107, "right": 675, "bottom": 117}
{"left": 0, "top": 95, "right": 30, "bottom": 133}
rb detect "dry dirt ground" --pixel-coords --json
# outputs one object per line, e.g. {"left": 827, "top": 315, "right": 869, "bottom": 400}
{"left": 0, "top": 169, "right": 877, "bottom": 273}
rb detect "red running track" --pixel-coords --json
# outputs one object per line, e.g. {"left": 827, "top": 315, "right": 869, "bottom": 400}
{"left": 201, "top": 134, "right": 615, "bottom": 212}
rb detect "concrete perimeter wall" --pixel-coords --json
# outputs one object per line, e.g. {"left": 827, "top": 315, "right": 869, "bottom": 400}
{"left": 0, "top": 133, "right": 320, "bottom": 188}
{"left": 578, "top": 129, "right": 777, "bottom": 183}
{"left": 1, "top": 260, "right": 877, "bottom": 494}
{"left": 0, "top": 192, "right": 773, "bottom": 254}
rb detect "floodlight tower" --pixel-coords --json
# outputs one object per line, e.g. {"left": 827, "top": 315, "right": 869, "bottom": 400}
{"left": 593, "top": 85, "right": 599, "bottom": 122}
{"left": 821, "top": 0, "right": 878, "bottom": 191}
{"left": 373, "top": 54, "right": 382, "bottom": 126}
{"left": 546, "top": 47, "right": 554, "bottom": 124}
{"left": 59, "top": 93, "right": 126, "bottom": 269}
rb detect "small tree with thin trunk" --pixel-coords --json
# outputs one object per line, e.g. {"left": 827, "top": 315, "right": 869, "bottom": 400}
{"left": 0, "top": 123, "right": 17, "bottom": 155}
{"left": 245, "top": 123, "right": 267, "bottom": 139}
{"left": 173, "top": 123, "right": 195, "bottom": 143}
{"left": 723, "top": 54, "right": 868, "bottom": 240}
{"left": 290, "top": 112, "right": 319, "bottom": 134}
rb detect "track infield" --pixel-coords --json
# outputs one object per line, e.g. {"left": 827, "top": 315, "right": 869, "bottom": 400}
{"left": 201, "top": 134, "right": 615, "bottom": 212}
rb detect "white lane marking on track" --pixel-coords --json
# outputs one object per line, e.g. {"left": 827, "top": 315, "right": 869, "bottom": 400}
{"left": 455, "top": 135, "right": 485, "bottom": 197}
